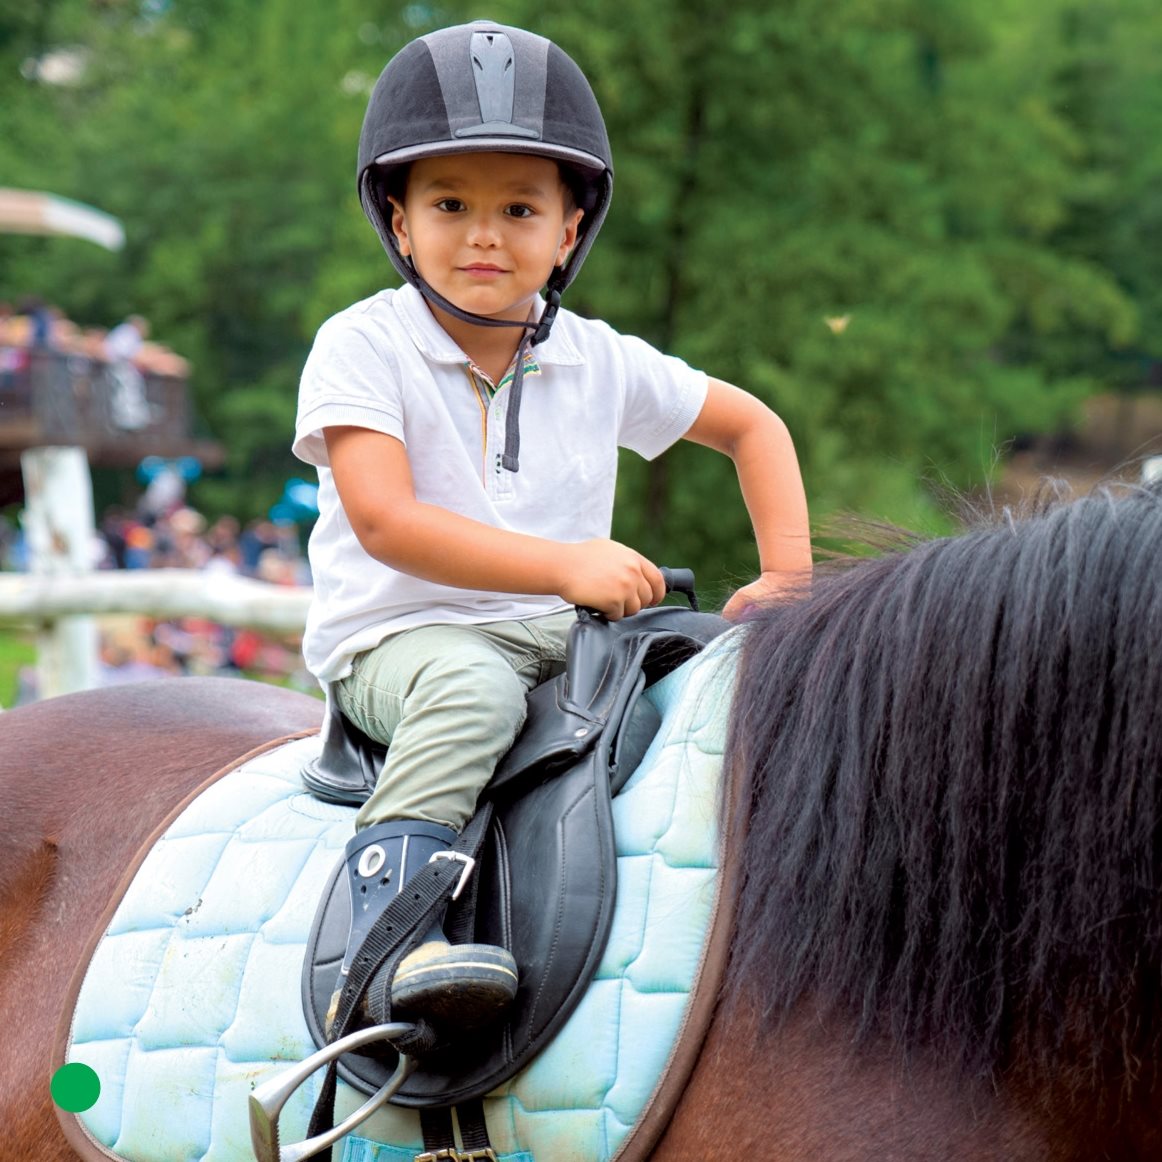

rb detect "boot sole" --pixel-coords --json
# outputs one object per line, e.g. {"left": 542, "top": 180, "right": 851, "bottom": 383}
{"left": 392, "top": 943, "right": 518, "bottom": 1027}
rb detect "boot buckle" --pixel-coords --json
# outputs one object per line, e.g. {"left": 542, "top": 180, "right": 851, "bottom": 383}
{"left": 429, "top": 851, "right": 475, "bottom": 900}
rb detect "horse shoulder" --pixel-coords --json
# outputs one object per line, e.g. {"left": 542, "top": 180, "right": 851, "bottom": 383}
{"left": 649, "top": 1003, "right": 1139, "bottom": 1162}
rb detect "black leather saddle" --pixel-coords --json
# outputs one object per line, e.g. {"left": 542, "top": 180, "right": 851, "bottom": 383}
{"left": 301, "top": 600, "right": 728, "bottom": 1107}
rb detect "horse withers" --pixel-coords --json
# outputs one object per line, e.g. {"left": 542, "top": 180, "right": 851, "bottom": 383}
{"left": 5, "top": 482, "right": 1162, "bottom": 1160}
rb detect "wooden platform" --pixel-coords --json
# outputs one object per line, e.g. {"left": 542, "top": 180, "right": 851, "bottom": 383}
{"left": 0, "top": 350, "right": 222, "bottom": 503}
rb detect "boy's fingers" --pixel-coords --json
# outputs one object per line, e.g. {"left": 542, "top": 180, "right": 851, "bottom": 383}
{"left": 641, "top": 560, "right": 666, "bottom": 606}
{"left": 721, "top": 590, "right": 753, "bottom": 621}
{"left": 639, "top": 576, "right": 659, "bottom": 610}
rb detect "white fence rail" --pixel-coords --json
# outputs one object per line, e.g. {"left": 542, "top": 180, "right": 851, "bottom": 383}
{"left": 0, "top": 570, "right": 311, "bottom": 633}
{"left": 8, "top": 445, "right": 312, "bottom": 701}
{"left": 0, "top": 570, "right": 311, "bottom": 701}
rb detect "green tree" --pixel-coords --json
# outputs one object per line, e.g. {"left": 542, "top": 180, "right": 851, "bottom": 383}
{"left": 527, "top": 0, "right": 1135, "bottom": 592}
{"left": 1033, "top": 0, "right": 1162, "bottom": 403}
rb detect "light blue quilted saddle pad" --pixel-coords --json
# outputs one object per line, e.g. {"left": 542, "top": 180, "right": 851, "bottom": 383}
{"left": 62, "top": 643, "right": 734, "bottom": 1162}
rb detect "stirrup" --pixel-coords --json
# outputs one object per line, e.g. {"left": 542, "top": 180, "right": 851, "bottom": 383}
{"left": 249, "top": 1022, "right": 417, "bottom": 1162}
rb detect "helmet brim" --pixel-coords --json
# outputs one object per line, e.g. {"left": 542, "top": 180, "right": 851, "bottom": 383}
{"left": 373, "top": 139, "right": 608, "bottom": 183}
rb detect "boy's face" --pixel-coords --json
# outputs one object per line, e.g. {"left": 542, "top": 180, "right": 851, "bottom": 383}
{"left": 389, "top": 152, "right": 584, "bottom": 325}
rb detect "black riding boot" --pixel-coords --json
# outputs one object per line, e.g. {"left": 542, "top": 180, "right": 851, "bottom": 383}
{"left": 329, "top": 820, "right": 517, "bottom": 1033}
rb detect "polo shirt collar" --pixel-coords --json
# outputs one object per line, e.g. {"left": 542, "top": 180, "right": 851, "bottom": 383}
{"left": 394, "top": 284, "right": 584, "bottom": 367}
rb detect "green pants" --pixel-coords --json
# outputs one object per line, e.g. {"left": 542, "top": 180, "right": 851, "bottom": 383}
{"left": 335, "top": 611, "right": 575, "bottom": 831}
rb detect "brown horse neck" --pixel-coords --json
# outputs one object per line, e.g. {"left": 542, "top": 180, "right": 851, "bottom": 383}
{"left": 652, "top": 1002, "right": 1162, "bottom": 1161}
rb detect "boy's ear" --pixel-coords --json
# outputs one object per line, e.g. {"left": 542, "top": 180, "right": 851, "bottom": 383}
{"left": 556, "top": 207, "right": 585, "bottom": 268}
{"left": 388, "top": 196, "right": 411, "bottom": 257}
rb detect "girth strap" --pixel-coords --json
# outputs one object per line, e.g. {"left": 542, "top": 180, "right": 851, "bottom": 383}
{"left": 456, "top": 1100, "right": 492, "bottom": 1152}
{"left": 421, "top": 1106, "right": 455, "bottom": 1154}
{"left": 418, "top": 1099, "right": 495, "bottom": 1160}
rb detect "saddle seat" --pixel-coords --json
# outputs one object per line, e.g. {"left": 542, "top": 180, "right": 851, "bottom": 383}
{"left": 301, "top": 604, "right": 728, "bottom": 1108}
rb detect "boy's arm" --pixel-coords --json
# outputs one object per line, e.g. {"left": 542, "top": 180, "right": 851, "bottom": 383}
{"left": 683, "top": 378, "right": 812, "bottom": 618}
{"left": 324, "top": 425, "right": 665, "bottom": 619}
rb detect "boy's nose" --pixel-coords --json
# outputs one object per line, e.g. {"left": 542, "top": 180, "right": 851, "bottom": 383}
{"left": 465, "top": 214, "right": 502, "bottom": 247}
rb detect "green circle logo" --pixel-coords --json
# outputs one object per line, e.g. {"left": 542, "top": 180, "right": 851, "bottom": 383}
{"left": 51, "top": 1063, "right": 101, "bottom": 1113}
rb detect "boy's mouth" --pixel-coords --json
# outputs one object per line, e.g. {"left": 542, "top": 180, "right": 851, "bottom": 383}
{"left": 461, "top": 263, "right": 508, "bottom": 277}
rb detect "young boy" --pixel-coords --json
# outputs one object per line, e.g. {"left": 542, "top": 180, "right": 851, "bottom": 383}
{"left": 294, "top": 20, "right": 811, "bottom": 1032}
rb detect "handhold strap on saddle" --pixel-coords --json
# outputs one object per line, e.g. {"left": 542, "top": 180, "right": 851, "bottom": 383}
{"left": 306, "top": 806, "right": 494, "bottom": 1152}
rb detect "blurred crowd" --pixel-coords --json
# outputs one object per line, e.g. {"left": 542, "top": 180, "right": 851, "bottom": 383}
{"left": 1, "top": 493, "right": 314, "bottom": 704}
{"left": 0, "top": 297, "right": 314, "bottom": 702}
{"left": 0, "top": 296, "right": 190, "bottom": 380}
{"left": 0, "top": 297, "right": 315, "bottom": 703}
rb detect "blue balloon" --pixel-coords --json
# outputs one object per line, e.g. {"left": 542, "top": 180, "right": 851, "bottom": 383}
{"left": 137, "top": 455, "right": 203, "bottom": 483}
{"left": 268, "top": 502, "right": 298, "bottom": 524}
{"left": 136, "top": 455, "right": 166, "bottom": 483}
{"left": 285, "top": 480, "right": 319, "bottom": 509}
{"left": 278, "top": 478, "right": 320, "bottom": 518}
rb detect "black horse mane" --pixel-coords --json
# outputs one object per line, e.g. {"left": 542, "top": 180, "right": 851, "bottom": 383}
{"left": 725, "top": 483, "right": 1162, "bottom": 1088}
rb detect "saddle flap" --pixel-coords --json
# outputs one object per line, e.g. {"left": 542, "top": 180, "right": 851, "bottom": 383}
{"left": 302, "top": 748, "right": 618, "bottom": 1105}
{"left": 608, "top": 674, "right": 658, "bottom": 795}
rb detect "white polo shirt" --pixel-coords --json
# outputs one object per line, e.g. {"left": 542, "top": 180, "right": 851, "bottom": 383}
{"left": 294, "top": 285, "right": 708, "bottom": 683}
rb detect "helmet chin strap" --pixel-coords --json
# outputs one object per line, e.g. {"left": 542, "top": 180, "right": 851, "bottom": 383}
{"left": 405, "top": 255, "right": 565, "bottom": 473}
{"left": 405, "top": 261, "right": 563, "bottom": 346}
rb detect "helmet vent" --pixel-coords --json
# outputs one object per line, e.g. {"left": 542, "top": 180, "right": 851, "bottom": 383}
{"left": 457, "top": 30, "right": 538, "bottom": 139}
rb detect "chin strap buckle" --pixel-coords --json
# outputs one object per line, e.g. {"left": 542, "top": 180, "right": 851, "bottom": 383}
{"left": 531, "top": 288, "right": 561, "bottom": 345}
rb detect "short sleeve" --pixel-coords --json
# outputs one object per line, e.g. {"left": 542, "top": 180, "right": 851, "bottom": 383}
{"left": 293, "top": 313, "right": 406, "bottom": 467}
{"left": 614, "top": 332, "right": 709, "bottom": 461}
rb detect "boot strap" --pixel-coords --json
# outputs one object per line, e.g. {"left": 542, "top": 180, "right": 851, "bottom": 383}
{"left": 307, "top": 806, "right": 495, "bottom": 1143}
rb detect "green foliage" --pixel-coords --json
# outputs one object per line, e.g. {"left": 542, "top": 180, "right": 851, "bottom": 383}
{"left": 0, "top": 628, "right": 35, "bottom": 708}
{"left": 1, "top": 0, "right": 1158, "bottom": 596}
{"left": 535, "top": 0, "right": 1141, "bottom": 580}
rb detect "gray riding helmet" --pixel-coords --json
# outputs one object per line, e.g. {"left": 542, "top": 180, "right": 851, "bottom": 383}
{"left": 357, "top": 20, "right": 614, "bottom": 346}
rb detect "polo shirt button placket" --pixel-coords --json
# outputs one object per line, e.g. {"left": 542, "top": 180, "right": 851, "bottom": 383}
{"left": 491, "top": 463, "right": 514, "bottom": 500}
{"left": 489, "top": 407, "right": 513, "bottom": 501}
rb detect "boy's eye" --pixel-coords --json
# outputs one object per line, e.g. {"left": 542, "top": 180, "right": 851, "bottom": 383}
{"left": 435, "top": 198, "right": 465, "bottom": 212}
{"left": 506, "top": 204, "right": 535, "bottom": 219}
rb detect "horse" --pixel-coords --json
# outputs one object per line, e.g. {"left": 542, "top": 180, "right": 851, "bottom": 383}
{"left": 3, "top": 482, "right": 1162, "bottom": 1160}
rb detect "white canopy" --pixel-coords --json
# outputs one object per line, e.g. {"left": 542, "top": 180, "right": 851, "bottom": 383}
{"left": 0, "top": 188, "right": 124, "bottom": 251}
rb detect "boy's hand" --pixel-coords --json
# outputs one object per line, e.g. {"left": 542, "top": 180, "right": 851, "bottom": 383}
{"left": 557, "top": 539, "right": 666, "bottom": 619}
{"left": 722, "top": 570, "right": 810, "bottom": 621}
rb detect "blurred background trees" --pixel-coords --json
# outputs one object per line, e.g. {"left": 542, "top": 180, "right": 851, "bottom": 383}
{"left": 2, "top": 0, "right": 1160, "bottom": 601}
